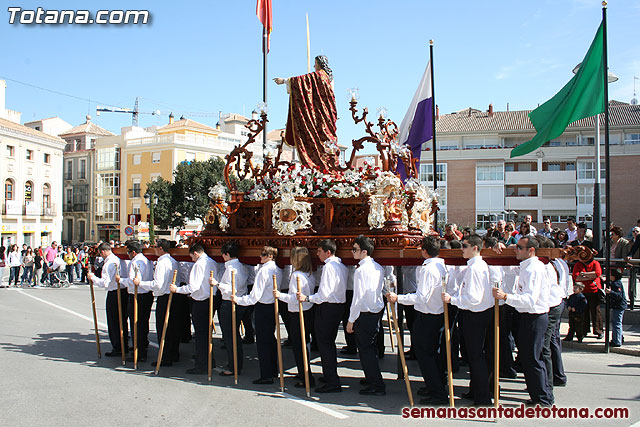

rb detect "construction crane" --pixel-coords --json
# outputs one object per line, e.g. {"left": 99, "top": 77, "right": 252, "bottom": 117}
{"left": 97, "top": 96, "right": 220, "bottom": 126}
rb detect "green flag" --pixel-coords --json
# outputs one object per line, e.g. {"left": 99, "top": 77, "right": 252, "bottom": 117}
{"left": 511, "top": 22, "right": 605, "bottom": 158}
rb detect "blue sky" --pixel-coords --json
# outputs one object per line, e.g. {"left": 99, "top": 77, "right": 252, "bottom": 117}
{"left": 2, "top": 0, "right": 639, "bottom": 147}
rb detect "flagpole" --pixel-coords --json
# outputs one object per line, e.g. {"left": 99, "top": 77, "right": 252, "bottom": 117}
{"left": 263, "top": 26, "right": 268, "bottom": 155}
{"left": 602, "top": 0, "right": 611, "bottom": 354}
{"left": 430, "top": 40, "right": 438, "bottom": 232}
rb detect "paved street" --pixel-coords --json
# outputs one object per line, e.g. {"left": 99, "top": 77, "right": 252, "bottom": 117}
{"left": 0, "top": 285, "right": 639, "bottom": 426}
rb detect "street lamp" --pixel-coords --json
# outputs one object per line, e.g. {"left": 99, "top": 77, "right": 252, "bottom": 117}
{"left": 144, "top": 191, "right": 159, "bottom": 244}
{"left": 572, "top": 63, "right": 618, "bottom": 251}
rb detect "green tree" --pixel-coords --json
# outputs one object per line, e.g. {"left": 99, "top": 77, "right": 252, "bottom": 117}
{"left": 145, "top": 177, "right": 178, "bottom": 230}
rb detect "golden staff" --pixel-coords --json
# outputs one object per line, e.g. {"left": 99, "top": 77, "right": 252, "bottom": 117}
{"left": 155, "top": 269, "right": 178, "bottom": 376}
{"left": 442, "top": 277, "right": 455, "bottom": 407}
{"left": 273, "top": 274, "right": 285, "bottom": 392}
{"left": 115, "top": 263, "right": 126, "bottom": 366}
{"left": 297, "top": 276, "right": 311, "bottom": 398}
{"left": 493, "top": 282, "right": 500, "bottom": 409}
{"left": 208, "top": 270, "right": 215, "bottom": 382}
{"left": 132, "top": 263, "right": 140, "bottom": 370}
{"left": 88, "top": 272, "right": 101, "bottom": 359}
{"left": 389, "top": 296, "right": 414, "bottom": 407}
{"left": 232, "top": 270, "right": 238, "bottom": 385}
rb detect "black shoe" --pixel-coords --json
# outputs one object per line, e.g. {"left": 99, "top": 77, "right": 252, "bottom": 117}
{"left": 359, "top": 387, "right": 386, "bottom": 396}
{"left": 295, "top": 380, "right": 315, "bottom": 388}
{"left": 420, "top": 395, "right": 449, "bottom": 406}
{"left": 577, "top": 337, "right": 584, "bottom": 343}
{"left": 500, "top": 371, "right": 517, "bottom": 379}
{"left": 359, "top": 378, "right": 369, "bottom": 385}
{"left": 340, "top": 348, "right": 357, "bottom": 355}
{"left": 553, "top": 380, "right": 567, "bottom": 387}
{"left": 610, "top": 343, "right": 621, "bottom": 348}
{"left": 105, "top": 351, "right": 123, "bottom": 358}
{"left": 562, "top": 337, "right": 572, "bottom": 342}
{"left": 186, "top": 367, "right": 207, "bottom": 375}
{"left": 151, "top": 360, "right": 173, "bottom": 367}
{"left": 315, "top": 384, "right": 342, "bottom": 393}
{"left": 253, "top": 378, "right": 274, "bottom": 385}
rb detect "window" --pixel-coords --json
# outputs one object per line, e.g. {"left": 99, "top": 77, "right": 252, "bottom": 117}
{"left": 577, "top": 161, "right": 605, "bottom": 179}
{"left": 542, "top": 212, "right": 575, "bottom": 223}
{"left": 75, "top": 138, "right": 84, "bottom": 151}
{"left": 579, "top": 136, "right": 595, "bottom": 146}
{"left": 542, "top": 161, "right": 575, "bottom": 171}
{"left": 505, "top": 162, "right": 537, "bottom": 172}
{"left": 133, "top": 154, "right": 141, "bottom": 165}
{"left": 476, "top": 213, "right": 502, "bottom": 230}
{"left": 152, "top": 152, "right": 161, "bottom": 163}
{"left": 96, "top": 173, "right": 120, "bottom": 196}
{"left": 95, "top": 198, "right": 120, "bottom": 221}
{"left": 625, "top": 133, "right": 640, "bottom": 144}
{"left": 96, "top": 147, "right": 121, "bottom": 171}
{"left": 65, "top": 160, "right": 73, "bottom": 180}
{"left": 65, "top": 188, "right": 73, "bottom": 211}
{"left": 132, "top": 205, "right": 141, "bottom": 215}
{"left": 419, "top": 163, "right": 447, "bottom": 183}
{"left": 4, "top": 179, "right": 14, "bottom": 200}
{"left": 185, "top": 152, "right": 196, "bottom": 162}
{"left": 150, "top": 173, "right": 161, "bottom": 182}
{"left": 6, "top": 145, "right": 15, "bottom": 157}
{"left": 79, "top": 221, "right": 86, "bottom": 242}
{"left": 541, "top": 184, "right": 575, "bottom": 198}
{"left": 131, "top": 182, "right": 141, "bottom": 198}
{"left": 26, "top": 149, "right": 33, "bottom": 161}
{"left": 577, "top": 184, "right": 605, "bottom": 205}
{"left": 79, "top": 159, "right": 86, "bottom": 179}
{"left": 505, "top": 185, "right": 538, "bottom": 197}
{"left": 25, "top": 181, "right": 34, "bottom": 201}
{"left": 44, "top": 153, "right": 51, "bottom": 164}
{"left": 476, "top": 165, "right": 504, "bottom": 181}
{"left": 42, "top": 184, "right": 51, "bottom": 208}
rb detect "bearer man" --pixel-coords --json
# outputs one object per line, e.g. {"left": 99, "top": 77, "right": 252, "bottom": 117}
{"left": 442, "top": 234, "right": 494, "bottom": 406}
{"left": 493, "top": 236, "right": 554, "bottom": 406}
{"left": 387, "top": 236, "right": 448, "bottom": 405}
{"left": 170, "top": 243, "right": 218, "bottom": 374}
{"left": 135, "top": 239, "right": 180, "bottom": 366}
{"left": 297, "top": 239, "right": 348, "bottom": 393}
{"left": 87, "top": 242, "right": 129, "bottom": 357}
{"left": 346, "top": 235, "right": 386, "bottom": 396}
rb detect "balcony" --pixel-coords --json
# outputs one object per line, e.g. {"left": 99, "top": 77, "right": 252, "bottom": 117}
{"left": 42, "top": 204, "right": 57, "bottom": 217}
{"left": 64, "top": 203, "right": 74, "bottom": 213}
{"left": 73, "top": 203, "right": 88, "bottom": 212}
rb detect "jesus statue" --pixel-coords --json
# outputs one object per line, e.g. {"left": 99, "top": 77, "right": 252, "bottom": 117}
{"left": 274, "top": 55, "right": 338, "bottom": 172}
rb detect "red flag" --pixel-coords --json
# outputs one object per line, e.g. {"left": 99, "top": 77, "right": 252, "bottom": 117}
{"left": 256, "top": 0, "right": 272, "bottom": 53}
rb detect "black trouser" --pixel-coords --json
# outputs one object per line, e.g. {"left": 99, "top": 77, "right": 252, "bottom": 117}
{"left": 354, "top": 311, "right": 385, "bottom": 391}
{"left": 440, "top": 304, "right": 460, "bottom": 372}
{"left": 81, "top": 267, "right": 88, "bottom": 283}
{"left": 342, "top": 290, "right": 357, "bottom": 350}
{"left": 404, "top": 305, "right": 417, "bottom": 353}
{"left": 191, "top": 298, "right": 211, "bottom": 370}
{"left": 315, "top": 302, "right": 345, "bottom": 388}
{"left": 543, "top": 302, "right": 565, "bottom": 387}
{"left": 278, "top": 298, "right": 291, "bottom": 339}
{"left": 128, "top": 292, "right": 154, "bottom": 356}
{"left": 155, "top": 294, "right": 181, "bottom": 362}
{"left": 255, "top": 302, "right": 278, "bottom": 379}
{"left": 485, "top": 304, "right": 516, "bottom": 379}
{"left": 567, "top": 311, "right": 585, "bottom": 340}
{"left": 518, "top": 312, "right": 554, "bottom": 405}
{"left": 241, "top": 305, "right": 255, "bottom": 339}
{"left": 461, "top": 308, "right": 492, "bottom": 405}
{"left": 582, "top": 292, "right": 603, "bottom": 336}
{"left": 414, "top": 312, "right": 447, "bottom": 399}
{"left": 220, "top": 300, "right": 246, "bottom": 372}
{"left": 106, "top": 288, "right": 129, "bottom": 352}
{"left": 288, "top": 308, "right": 314, "bottom": 380}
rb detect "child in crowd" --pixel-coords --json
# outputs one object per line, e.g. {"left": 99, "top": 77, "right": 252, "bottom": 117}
{"left": 564, "top": 283, "right": 587, "bottom": 342}
{"left": 606, "top": 269, "right": 627, "bottom": 347}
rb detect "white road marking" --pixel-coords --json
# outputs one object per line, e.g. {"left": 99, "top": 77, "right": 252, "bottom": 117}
{"left": 14, "top": 288, "right": 159, "bottom": 348}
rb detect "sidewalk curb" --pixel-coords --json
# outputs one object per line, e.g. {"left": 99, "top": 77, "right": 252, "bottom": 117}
{"left": 562, "top": 341, "right": 640, "bottom": 357}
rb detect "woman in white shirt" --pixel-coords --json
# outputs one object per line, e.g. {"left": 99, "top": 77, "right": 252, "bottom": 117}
{"left": 7, "top": 245, "right": 22, "bottom": 287}
{"left": 274, "top": 247, "right": 316, "bottom": 388}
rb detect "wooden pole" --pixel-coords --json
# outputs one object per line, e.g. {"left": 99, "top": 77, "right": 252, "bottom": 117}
{"left": 273, "top": 274, "right": 285, "bottom": 392}
{"left": 494, "top": 297, "right": 500, "bottom": 408}
{"left": 115, "top": 264, "right": 125, "bottom": 366}
{"left": 442, "top": 281, "right": 455, "bottom": 408}
{"left": 208, "top": 271, "right": 215, "bottom": 382}
{"left": 88, "top": 276, "right": 101, "bottom": 359}
{"left": 390, "top": 300, "right": 414, "bottom": 407}
{"left": 386, "top": 301, "right": 395, "bottom": 351}
{"left": 232, "top": 270, "right": 238, "bottom": 385}
{"left": 133, "top": 280, "right": 138, "bottom": 370}
{"left": 155, "top": 270, "right": 178, "bottom": 376}
{"left": 297, "top": 276, "right": 311, "bottom": 398}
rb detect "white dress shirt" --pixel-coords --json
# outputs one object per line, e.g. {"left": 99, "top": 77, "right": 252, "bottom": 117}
{"left": 309, "top": 256, "right": 348, "bottom": 304}
{"left": 236, "top": 260, "right": 283, "bottom": 306}
{"left": 174, "top": 254, "right": 218, "bottom": 301}
{"left": 551, "top": 258, "right": 572, "bottom": 299}
{"left": 398, "top": 258, "right": 447, "bottom": 315}
{"left": 348, "top": 256, "right": 385, "bottom": 323}
{"left": 91, "top": 253, "right": 128, "bottom": 291}
{"left": 566, "top": 228, "right": 578, "bottom": 242}
{"left": 218, "top": 258, "right": 249, "bottom": 301}
{"left": 450, "top": 256, "right": 493, "bottom": 312}
{"left": 505, "top": 256, "right": 550, "bottom": 314}
{"left": 138, "top": 253, "right": 180, "bottom": 296}
{"left": 446, "top": 265, "right": 465, "bottom": 296}
{"left": 121, "top": 253, "right": 154, "bottom": 294}
{"left": 279, "top": 270, "right": 314, "bottom": 312}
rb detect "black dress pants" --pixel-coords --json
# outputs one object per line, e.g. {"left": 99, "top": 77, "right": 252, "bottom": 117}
{"left": 220, "top": 300, "right": 246, "bottom": 372}
{"left": 354, "top": 311, "right": 385, "bottom": 391}
{"left": 414, "top": 312, "right": 447, "bottom": 399}
{"left": 128, "top": 292, "right": 154, "bottom": 357}
{"left": 255, "top": 302, "right": 278, "bottom": 380}
{"left": 518, "top": 312, "right": 554, "bottom": 405}
{"left": 461, "top": 308, "right": 492, "bottom": 405}
{"left": 342, "top": 290, "right": 357, "bottom": 350}
{"left": 155, "top": 293, "right": 181, "bottom": 362}
{"left": 106, "top": 288, "right": 129, "bottom": 352}
{"left": 314, "top": 303, "right": 345, "bottom": 388}
{"left": 191, "top": 298, "right": 211, "bottom": 370}
{"left": 288, "top": 308, "right": 314, "bottom": 380}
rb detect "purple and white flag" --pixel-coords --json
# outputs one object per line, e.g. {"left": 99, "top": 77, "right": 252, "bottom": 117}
{"left": 397, "top": 60, "right": 433, "bottom": 180}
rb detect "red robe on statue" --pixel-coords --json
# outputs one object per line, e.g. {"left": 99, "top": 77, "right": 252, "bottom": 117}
{"left": 284, "top": 69, "right": 338, "bottom": 171}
